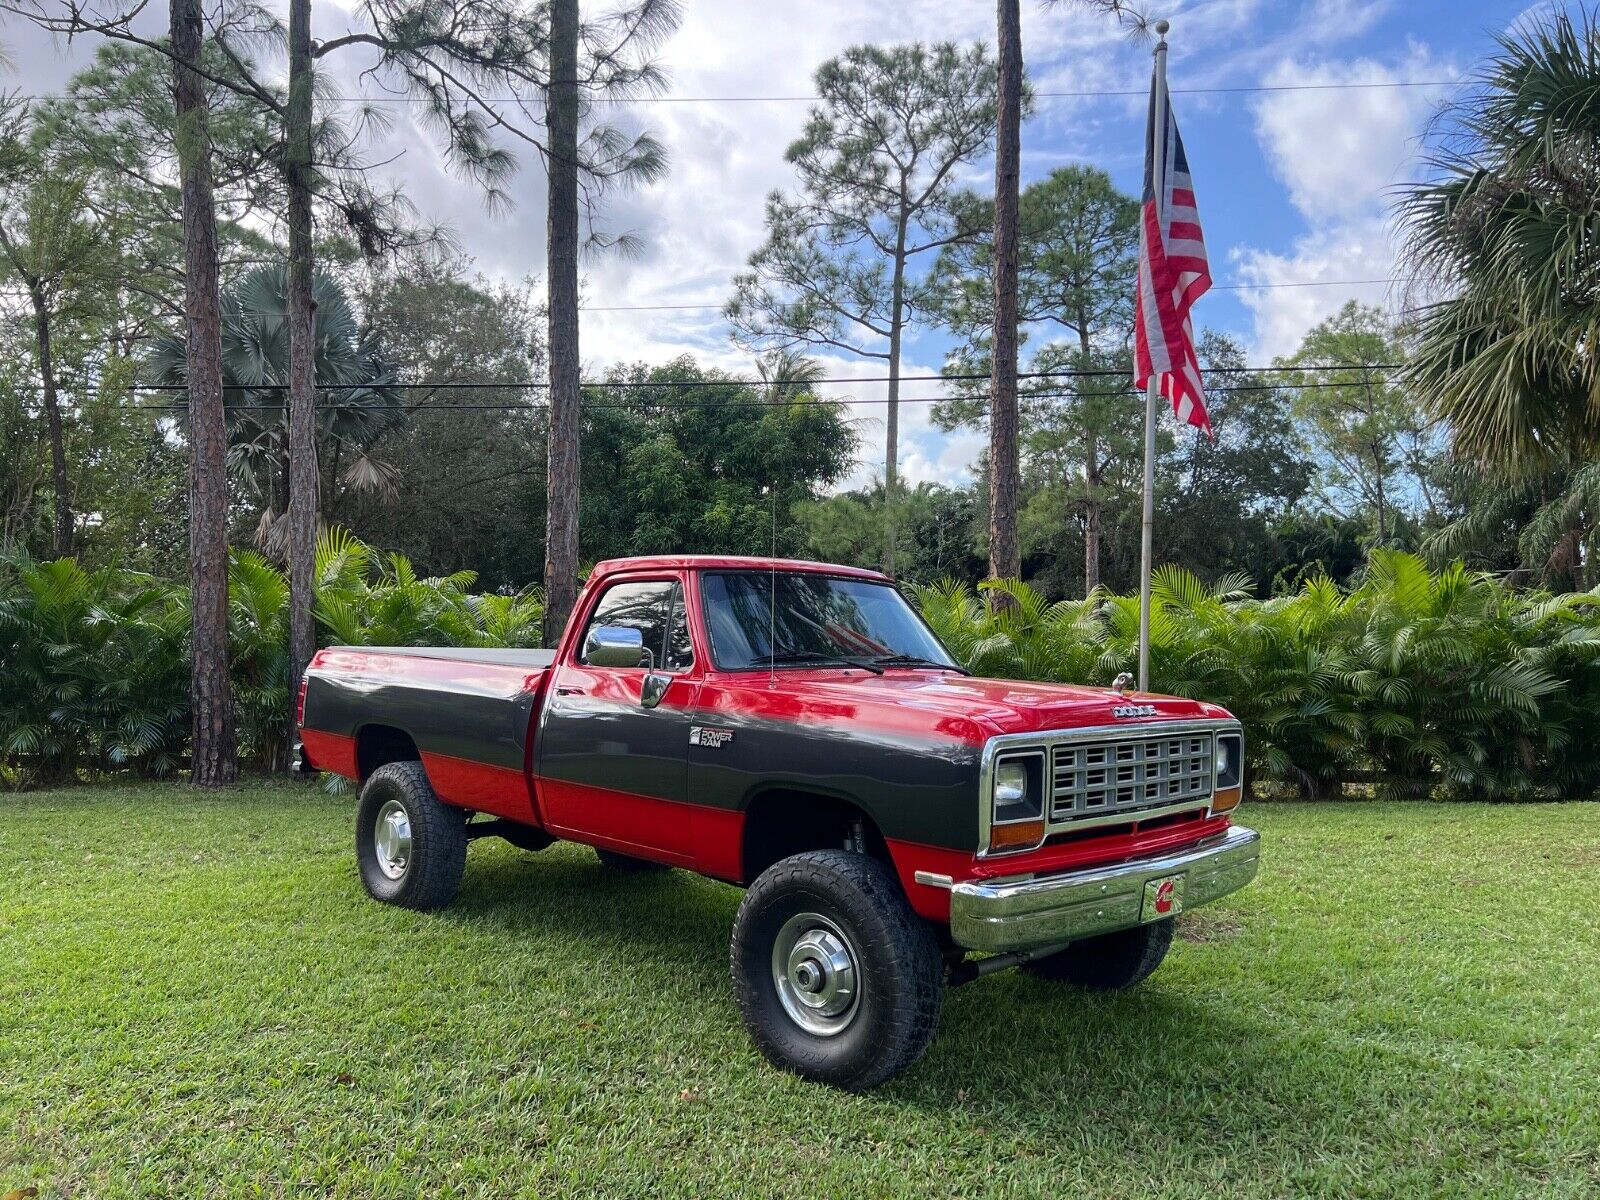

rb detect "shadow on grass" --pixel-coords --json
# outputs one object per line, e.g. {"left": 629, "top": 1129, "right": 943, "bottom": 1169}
{"left": 432, "top": 842, "right": 1328, "bottom": 1140}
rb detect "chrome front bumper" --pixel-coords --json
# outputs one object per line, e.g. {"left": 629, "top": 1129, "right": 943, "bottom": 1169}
{"left": 948, "top": 825, "right": 1261, "bottom": 953}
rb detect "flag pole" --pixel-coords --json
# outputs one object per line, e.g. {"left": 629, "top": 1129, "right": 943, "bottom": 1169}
{"left": 1137, "top": 18, "right": 1170, "bottom": 693}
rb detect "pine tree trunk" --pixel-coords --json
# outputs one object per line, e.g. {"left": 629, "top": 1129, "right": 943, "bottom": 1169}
{"left": 542, "top": 0, "right": 582, "bottom": 647}
{"left": 172, "top": 0, "right": 238, "bottom": 786}
{"left": 883, "top": 227, "right": 907, "bottom": 578}
{"left": 285, "top": 0, "right": 319, "bottom": 752}
{"left": 1083, "top": 443, "right": 1101, "bottom": 594}
{"left": 29, "top": 288, "right": 72, "bottom": 557}
{"left": 1371, "top": 440, "right": 1388, "bottom": 543}
{"left": 987, "top": 0, "right": 1023, "bottom": 594}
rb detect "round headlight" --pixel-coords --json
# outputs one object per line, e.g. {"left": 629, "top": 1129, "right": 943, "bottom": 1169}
{"left": 994, "top": 760, "right": 1029, "bottom": 805}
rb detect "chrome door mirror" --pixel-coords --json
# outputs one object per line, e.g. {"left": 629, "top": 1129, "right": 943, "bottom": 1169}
{"left": 641, "top": 672, "right": 671, "bottom": 709}
{"left": 584, "top": 624, "right": 645, "bottom": 668}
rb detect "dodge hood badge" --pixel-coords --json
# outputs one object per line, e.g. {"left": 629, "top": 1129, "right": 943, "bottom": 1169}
{"left": 1112, "top": 703, "right": 1159, "bottom": 719}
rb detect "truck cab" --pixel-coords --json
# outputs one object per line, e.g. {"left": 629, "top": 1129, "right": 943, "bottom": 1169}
{"left": 298, "top": 555, "right": 1260, "bottom": 1090}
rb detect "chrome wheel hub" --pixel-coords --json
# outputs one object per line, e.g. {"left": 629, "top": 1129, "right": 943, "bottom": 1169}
{"left": 772, "top": 912, "right": 860, "bottom": 1037}
{"left": 373, "top": 798, "right": 412, "bottom": 880}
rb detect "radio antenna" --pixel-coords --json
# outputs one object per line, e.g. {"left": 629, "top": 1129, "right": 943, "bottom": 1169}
{"left": 766, "top": 484, "right": 778, "bottom": 690}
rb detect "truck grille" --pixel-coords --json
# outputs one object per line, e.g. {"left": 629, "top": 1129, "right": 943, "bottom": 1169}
{"left": 1050, "top": 731, "right": 1214, "bottom": 822}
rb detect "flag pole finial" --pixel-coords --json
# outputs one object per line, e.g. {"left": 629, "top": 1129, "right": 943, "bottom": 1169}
{"left": 1154, "top": 18, "right": 1169, "bottom": 36}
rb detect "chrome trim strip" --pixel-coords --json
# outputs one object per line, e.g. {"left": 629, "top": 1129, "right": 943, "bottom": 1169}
{"left": 950, "top": 824, "right": 1261, "bottom": 953}
{"left": 913, "top": 871, "right": 954, "bottom": 889}
{"left": 977, "top": 718, "right": 1242, "bottom": 857}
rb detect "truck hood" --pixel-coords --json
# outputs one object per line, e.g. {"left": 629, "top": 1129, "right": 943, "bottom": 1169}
{"left": 759, "top": 669, "right": 1234, "bottom": 742}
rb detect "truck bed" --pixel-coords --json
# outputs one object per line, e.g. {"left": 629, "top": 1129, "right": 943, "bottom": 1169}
{"left": 299, "top": 645, "right": 550, "bottom": 824}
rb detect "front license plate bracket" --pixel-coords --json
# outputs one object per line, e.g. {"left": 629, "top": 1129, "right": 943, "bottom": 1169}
{"left": 1141, "top": 873, "right": 1185, "bottom": 922}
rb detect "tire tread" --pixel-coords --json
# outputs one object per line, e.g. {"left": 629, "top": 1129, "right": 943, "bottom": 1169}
{"left": 356, "top": 760, "right": 467, "bottom": 911}
{"left": 730, "top": 849, "right": 942, "bottom": 1091}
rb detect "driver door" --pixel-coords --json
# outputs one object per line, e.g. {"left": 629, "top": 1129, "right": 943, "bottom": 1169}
{"left": 535, "top": 576, "right": 700, "bottom": 859}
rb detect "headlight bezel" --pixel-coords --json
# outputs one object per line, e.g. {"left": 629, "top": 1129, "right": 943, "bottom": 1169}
{"left": 1211, "top": 731, "right": 1245, "bottom": 813}
{"left": 987, "top": 749, "right": 1046, "bottom": 852}
{"left": 1214, "top": 731, "right": 1243, "bottom": 791}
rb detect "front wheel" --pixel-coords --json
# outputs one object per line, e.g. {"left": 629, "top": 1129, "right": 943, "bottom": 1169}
{"left": 1022, "top": 918, "right": 1174, "bottom": 990}
{"left": 355, "top": 761, "right": 467, "bottom": 911}
{"left": 730, "top": 850, "right": 943, "bottom": 1091}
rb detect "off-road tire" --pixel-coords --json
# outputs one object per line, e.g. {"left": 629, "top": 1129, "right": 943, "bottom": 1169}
{"left": 1023, "top": 918, "right": 1175, "bottom": 990}
{"left": 355, "top": 761, "right": 467, "bottom": 911}
{"left": 593, "top": 846, "right": 671, "bottom": 872}
{"left": 730, "top": 850, "right": 943, "bottom": 1091}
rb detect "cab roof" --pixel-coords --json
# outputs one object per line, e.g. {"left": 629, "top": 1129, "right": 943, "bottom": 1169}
{"left": 588, "top": 555, "right": 890, "bottom": 584}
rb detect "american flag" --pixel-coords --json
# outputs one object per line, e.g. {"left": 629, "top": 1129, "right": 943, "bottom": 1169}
{"left": 1134, "top": 77, "right": 1212, "bottom": 434}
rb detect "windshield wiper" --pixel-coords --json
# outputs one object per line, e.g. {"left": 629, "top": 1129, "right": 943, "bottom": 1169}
{"left": 871, "top": 654, "right": 970, "bottom": 675}
{"left": 756, "top": 650, "right": 885, "bottom": 675}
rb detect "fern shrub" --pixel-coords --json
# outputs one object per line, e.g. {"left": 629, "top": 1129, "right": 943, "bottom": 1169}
{"left": 0, "top": 530, "right": 543, "bottom": 787}
{"left": 4, "top": 540, "right": 1593, "bottom": 798}
{"left": 914, "top": 551, "right": 1600, "bottom": 800}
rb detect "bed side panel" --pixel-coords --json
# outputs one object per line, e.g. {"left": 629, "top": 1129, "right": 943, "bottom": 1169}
{"left": 301, "top": 648, "right": 544, "bottom": 822}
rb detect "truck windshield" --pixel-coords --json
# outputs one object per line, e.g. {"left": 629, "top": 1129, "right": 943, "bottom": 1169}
{"left": 700, "top": 571, "right": 961, "bottom": 672}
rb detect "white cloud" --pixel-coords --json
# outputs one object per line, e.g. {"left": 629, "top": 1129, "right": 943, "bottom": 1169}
{"left": 794, "top": 353, "right": 970, "bottom": 491}
{"left": 1231, "top": 217, "right": 1400, "bottom": 359}
{"left": 1233, "top": 45, "right": 1452, "bottom": 357}
{"left": 0, "top": 0, "right": 1463, "bottom": 483}
{"left": 1252, "top": 48, "right": 1442, "bottom": 221}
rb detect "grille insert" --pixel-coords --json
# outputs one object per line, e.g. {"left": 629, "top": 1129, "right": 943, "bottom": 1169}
{"left": 1050, "top": 733, "right": 1213, "bottom": 822}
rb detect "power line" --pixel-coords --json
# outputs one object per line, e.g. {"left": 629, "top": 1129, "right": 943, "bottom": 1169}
{"left": 24, "top": 78, "right": 1459, "bottom": 107}
{"left": 580, "top": 278, "right": 1411, "bottom": 312}
{"left": 0, "top": 274, "right": 1414, "bottom": 315}
{"left": 71, "top": 376, "right": 1406, "bottom": 416}
{"left": 116, "top": 361, "right": 1402, "bottom": 393}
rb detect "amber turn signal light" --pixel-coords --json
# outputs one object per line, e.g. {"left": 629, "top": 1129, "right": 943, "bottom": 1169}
{"left": 1211, "top": 785, "right": 1243, "bottom": 814}
{"left": 989, "top": 819, "right": 1045, "bottom": 852}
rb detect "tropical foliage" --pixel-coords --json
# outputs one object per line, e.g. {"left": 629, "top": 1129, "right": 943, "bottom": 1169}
{"left": 0, "top": 531, "right": 542, "bottom": 788}
{"left": 1402, "top": 8, "right": 1600, "bottom": 589}
{"left": 145, "top": 265, "right": 406, "bottom": 550}
{"left": 6, "top": 536, "right": 1597, "bottom": 798}
{"left": 915, "top": 550, "right": 1600, "bottom": 800}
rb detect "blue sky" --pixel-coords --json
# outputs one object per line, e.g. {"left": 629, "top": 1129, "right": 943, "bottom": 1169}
{"left": 559, "top": 0, "right": 1526, "bottom": 488}
{"left": 6, "top": 0, "right": 1532, "bottom": 489}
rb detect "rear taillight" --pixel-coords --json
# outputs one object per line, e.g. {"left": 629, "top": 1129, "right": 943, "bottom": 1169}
{"left": 296, "top": 677, "right": 309, "bottom": 728}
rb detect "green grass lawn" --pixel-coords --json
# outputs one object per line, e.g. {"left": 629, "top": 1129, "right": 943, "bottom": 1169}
{"left": 2, "top": 783, "right": 1597, "bottom": 1199}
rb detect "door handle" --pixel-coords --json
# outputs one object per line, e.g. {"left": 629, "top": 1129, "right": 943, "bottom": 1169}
{"left": 555, "top": 686, "right": 585, "bottom": 696}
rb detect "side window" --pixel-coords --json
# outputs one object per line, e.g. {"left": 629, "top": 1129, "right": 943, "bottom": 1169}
{"left": 581, "top": 580, "right": 676, "bottom": 669}
{"left": 665, "top": 584, "right": 694, "bottom": 671}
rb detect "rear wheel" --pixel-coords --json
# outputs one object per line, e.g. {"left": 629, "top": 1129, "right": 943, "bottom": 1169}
{"left": 730, "top": 850, "right": 942, "bottom": 1091}
{"left": 355, "top": 761, "right": 467, "bottom": 911}
{"left": 1022, "top": 918, "right": 1174, "bottom": 990}
{"left": 593, "top": 846, "right": 671, "bottom": 872}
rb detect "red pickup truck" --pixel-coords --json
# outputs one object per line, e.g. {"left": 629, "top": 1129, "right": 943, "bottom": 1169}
{"left": 297, "top": 555, "right": 1259, "bottom": 1090}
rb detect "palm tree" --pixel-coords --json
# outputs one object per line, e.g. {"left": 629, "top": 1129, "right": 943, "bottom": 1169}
{"left": 1401, "top": 9, "right": 1600, "bottom": 587}
{"left": 146, "top": 264, "right": 404, "bottom": 553}
{"left": 756, "top": 347, "right": 827, "bottom": 404}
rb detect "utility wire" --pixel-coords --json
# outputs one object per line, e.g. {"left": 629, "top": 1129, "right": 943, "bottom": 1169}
{"left": 117, "top": 362, "right": 1403, "bottom": 393}
{"left": 20, "top": 79, "right": 1459, "bottom": 106}
{"left": 0, "top": 276, "right": 1415, "bottom": 312}
{"left": 580, "top": 278, "right": 1412, "bottom": 312}
{"left": 76, "top": 377, "right": 1406, "bottom": 415}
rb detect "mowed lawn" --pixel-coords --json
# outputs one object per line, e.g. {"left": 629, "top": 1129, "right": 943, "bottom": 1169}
{"left": 2, "top": 784, "right": 1597, "bottom": 1199}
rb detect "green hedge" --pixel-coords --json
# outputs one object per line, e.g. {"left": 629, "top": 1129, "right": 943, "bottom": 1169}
{"left": 0, "top": 529, "right": 542, "bottom": 787}
{"left": 914, "top": 550, "right": 1600, "bottom": 800}
{"left": 6, "top": 542, "right": 1598, "bottom": 799}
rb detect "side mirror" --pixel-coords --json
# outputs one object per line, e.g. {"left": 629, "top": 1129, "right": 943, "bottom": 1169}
{"left": 584, "top": 624, "right": 645, "bottom": 668}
